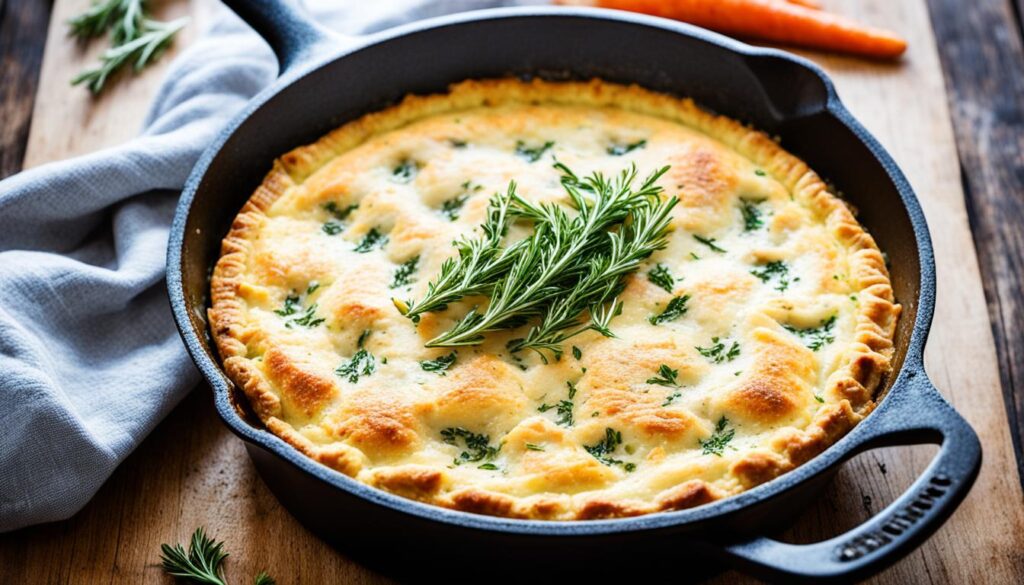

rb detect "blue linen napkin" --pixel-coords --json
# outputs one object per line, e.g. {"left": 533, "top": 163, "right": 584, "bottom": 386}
{"left": 0, "top": 0, "right": 542, "bottom": 533}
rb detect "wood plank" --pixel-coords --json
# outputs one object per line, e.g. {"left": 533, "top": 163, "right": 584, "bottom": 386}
{"left": 926, "top": 0, "right": 1024, "bottom": 485}
{"left": 0, "top": 0, "right": 52, "bottom": 178}
{"left": 2, "top": 0, "right": 1021, "bottom": 583}
{"left": 21, "top": 0, "right": 216, "bottom": 169}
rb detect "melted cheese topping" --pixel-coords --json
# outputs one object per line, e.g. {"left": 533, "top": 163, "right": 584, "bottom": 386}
{"left": 210, "top": 79, "right": 899, "bottom": 520}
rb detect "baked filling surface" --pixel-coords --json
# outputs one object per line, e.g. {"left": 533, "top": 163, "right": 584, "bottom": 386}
{"left": 210, "top": 79, "right": 900, "bottom": 520}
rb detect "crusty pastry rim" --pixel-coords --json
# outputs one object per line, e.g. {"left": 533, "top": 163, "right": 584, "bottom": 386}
{"left": 208, "top": 78, "right": 900, "bottom": 521}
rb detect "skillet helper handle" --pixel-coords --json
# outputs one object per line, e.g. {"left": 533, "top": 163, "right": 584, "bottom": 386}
{"left": 724, "top": 372, "right": 981, "bottom": 583}
{"left": 221, "top": 0, "right": 343, "bottom": 74}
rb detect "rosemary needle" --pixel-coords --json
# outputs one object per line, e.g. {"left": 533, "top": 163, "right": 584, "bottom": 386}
{"left": 402, "top": 163, "right": 675, "bottom": 358}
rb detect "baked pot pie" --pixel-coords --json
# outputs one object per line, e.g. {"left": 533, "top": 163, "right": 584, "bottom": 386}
{"left": 210, "top": 78, "right": 900, "bottom": 520}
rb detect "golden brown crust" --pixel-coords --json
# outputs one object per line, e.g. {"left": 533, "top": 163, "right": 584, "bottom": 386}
{"left": 209, "top": 78, "right": 900, "bottom": 520}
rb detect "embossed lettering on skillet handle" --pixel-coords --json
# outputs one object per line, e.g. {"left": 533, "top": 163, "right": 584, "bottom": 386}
{"left": 722, "top": 372, "right": 981, "bottom": 584}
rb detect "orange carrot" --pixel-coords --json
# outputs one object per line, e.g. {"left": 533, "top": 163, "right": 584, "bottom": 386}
{"left": 559, "top": 0, "right": 906, "bottom": 60}
{"left": 786, "top": 0, "right": 821, "bottom": 9}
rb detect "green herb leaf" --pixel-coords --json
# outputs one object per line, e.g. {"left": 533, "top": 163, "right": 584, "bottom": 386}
{"left": 607, "top": 139, "right": 647, "bottom": 156}
{"left": 420, "top": 351, "right": 457, "bottom": 374}
{"left": 525, "top": 442, "right": 545, "bottom": 451}
{"left": 538, "top": 381, "right": 576, "bottom": 426}
{"left": 70, "top": 0, "right": 187, "bottom": 94}
{"left": 440, "top": 194, "right": 469, "bottom": 221}
{"left": 335, "top": 331, "right": 376, "bottom": 383}
{"left": 425, "top": 163, "right": 676, "bottom": 360}
{"left": 649, "top": 294, "right": 690, "bottom": 325}
{"left": 699, "top": 416, "right": 735, "bottom": 456}
{"left": 695, "top": 338, "right": 741, "bottom": 364}
{"left": 647, "top": 263, "right": 676, "bottom": 293}
{"left": 392, "top": 159, "right": 418, "bottom": 183}
{"left": 159, "top": 527, "right": 229, "bottom": 585}
{"left": 750, "top": 260, "right": 791, "bottom": 292}
{"left": 694, "top": 234, "right": 726, "bottom": 253}
{"left": 275, "top": 294, "right": 324, "bottom": 328}
{"left": 390, "top": 256, "right": 419, "bottom": 289}
{"left": 514, "top": 140, "right": 554, "bottom": 162}
{"left": 755, "top": 169, "right": 767, "bottom": 177}
{"left": 584, "top": 427, "right": 634, "bottom": 471}
{"left": 253, "top": 573, "right": 276, "bottom": 585}
{"left": 784, "top": 315, "right": 837, "bottom": 351}
{"left": 354, "top": 227, "right": 387, "bottom": 253}
{"left": 441, "top": 427, "right": 501, "bottom": 465}
{"left": 646, "top": 364, "right": 680, "bottom": 387}
{"left": 324, "top": 201, "right": 358, "bottom": 221}
{"left": 741, "top": 200, "right": 764, "bottom": 231}
{"left": 572, "top": 345, "right": 583, "bottom": 360}
{"left": 662, "top": 391, "right": 682, "bottom": 407}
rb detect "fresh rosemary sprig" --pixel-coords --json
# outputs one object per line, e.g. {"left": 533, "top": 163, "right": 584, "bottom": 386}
{"left": 160, "top": 527, "right": 274, "bottom": 585}
{"left": 507, "top": 183, "right": 677, "bottom": 358}
{"left": 422, "top": 164, "right": 673, "bottom": 354}
{"left": 69, "top": 0, "right": 187, "bottom": 94}
{"left": 393, "top": 184, "right": 520, "bottom": 319}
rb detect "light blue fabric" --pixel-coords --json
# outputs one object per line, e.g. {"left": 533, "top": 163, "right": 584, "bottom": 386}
{"left": 0, "top": 0, "right": 542, "bottom": 533}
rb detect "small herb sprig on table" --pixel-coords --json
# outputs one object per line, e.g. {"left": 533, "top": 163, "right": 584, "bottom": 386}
{"left": 160, "top": 527, "right": 274, "bottom": 585}
{"left": 69, "top": 0, "right": 188, "bottom": 94}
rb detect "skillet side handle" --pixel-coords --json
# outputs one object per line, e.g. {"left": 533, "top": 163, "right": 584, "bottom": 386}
{"left": 723, "top": 373, "right": 981, "bottom": 584}
{"left": 221, "top": 0, "right": 342, "bottom": 74}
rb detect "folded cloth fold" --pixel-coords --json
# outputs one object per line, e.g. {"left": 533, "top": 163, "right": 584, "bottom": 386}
{"left": 0, "top": 0, "right": 540, "bottom": 533}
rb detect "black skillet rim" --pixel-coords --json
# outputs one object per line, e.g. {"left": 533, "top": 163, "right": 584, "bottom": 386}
{"left": 166, "top": 6, "right": 936, "bottom": 538}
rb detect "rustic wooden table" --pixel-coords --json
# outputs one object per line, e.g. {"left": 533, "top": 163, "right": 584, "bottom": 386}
{"left": 2, "top": 1, "right": 1023, "bottom": 583}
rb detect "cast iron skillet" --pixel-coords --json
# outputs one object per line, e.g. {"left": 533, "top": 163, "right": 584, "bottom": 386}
{"left": 167, "top": 1, "right": 982, "bottom": 582}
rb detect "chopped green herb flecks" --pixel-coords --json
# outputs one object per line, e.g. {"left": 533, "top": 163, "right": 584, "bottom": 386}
{"left": 440, "top": 194, "right": 468, "bottom": 221}
{"left": 694, "top": 234, "right": 726, "bottom": 253}
{"left": 647, "top": 364, "right": 680, "bottom": 387}
{"left": 515, "top": 140, "right": 555, "bottom": 163}
{"left": 420, "top": 351, "right": 457, "bottom": 375}
{"left": 696, "top": 337, "right": 741, "bottom": 364}
{"left": 306, "top": 282, "right": 320, "bottom": 295}
{"left": 649, "top": 294, "right": 690, "bottom": 325}
{"left": 647, "top": 263, "right": 676, "bottom": 293}
{"left": 525, "top": 443, "right": 545, "bottom": 452}
{"left": 585, "top": 428, "right": 635, "bottom": 471}
{"left": 392, "top": 159, "right": 418, "bottom": 183}
{"left": 539, "top": 381, "right": 577, "bottom": 427}
{"left": 335, "top": 330, "right": 376, "bottom": 383}
{"left": 354, "top": 227, "right": 387, "bottom": 253}
{"left": 690, "top": 252, "right": 701, "bottom": 261}
{"left": 755, "top": 169, "right": 767, "bottom": 177}
{"left": 275, "top": 293, "right": 324, "bottom": 328}
{"left": 274, "top": 294, "right": 300, "bottom": 318}
{"left": 662, "top": 391, "right": 682, "bottom": 407}
{"left": 324, "top": 201, "right": 358, "bottom": 221}
{"left": 322, "top": 221, "right": 343, "bottom": 235}
{"left": 814, "top": 395, "right": 825, "bottom": 403}
{"left": 572, "top": 345, "right": 583, "bottom": 360}
{"left": 449, "top": 138, "right": 468, "bottom": 148}
{"left": 390, "top": 256, "right": 419, "bottom": 289}
{"left": 441, "top": 427, "right": 501, "bottom": 466}
{"left": 607, "top": 139, "right": 647, "bottom": 156}
{"left": 784, "top": 315, "right": 837, "bottom": 351}
{"left": 741, "top": 200, "right": 764, "bottom": 231}
{"left": 291, "top": 305, "right": 325, "bottom": 328}
{"left": 750, "top": 260, "right": 791, "bottom": 292}
{"left": 699, "top": 416, "right": 736, "bottom": 456}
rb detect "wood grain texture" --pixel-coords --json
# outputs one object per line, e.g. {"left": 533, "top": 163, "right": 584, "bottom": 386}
{"left": 926, "top": 0, "right": 1024, "bottom": 486}
{"left": 1, "top": 0, "right": 1023, "bottom": 583}
{"left": 21, "top": 0, "right": 216, "bottom": 170}
{"left": 0, "top": 0, "right": 52, "bottom": 178}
